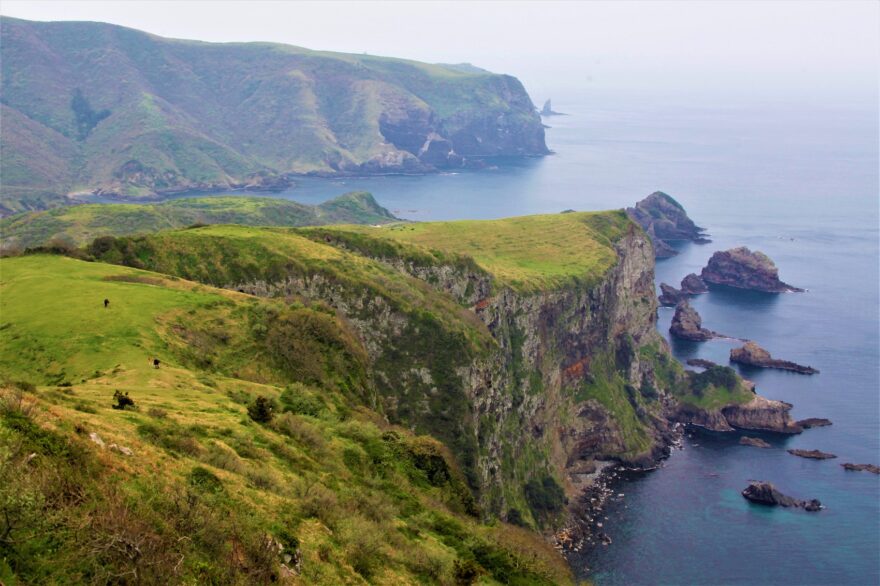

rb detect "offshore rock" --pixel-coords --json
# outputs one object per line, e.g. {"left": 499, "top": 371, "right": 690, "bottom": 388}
{"left": 680, "top": 273, "right": 708, "bottom": 294}
{"left": 796, "top": 418, "right": 832, "bottom": 429}
{"left": 658, "top": 283, "right": 683, "bottom": 306}
{"left": 741, "top": 481, "right": 822, "bottom": 511}
{"left": 686, "top": 358, "right": 717, "bottom": 369}
{"left": 788, "top": 449, "right": 836, "bottom": 460}
{"left": 730, "top": 341, "right": 819, "bottom": 374}
{"left": 669, "top": 300, "right": 717, "bottom": 341}
{"left": 626, "top": 192, "right": 709, "bottom": 258}
{"left": 740, "top": 436, "right": 771, "bottom": 448}
{"left": 701, "top": 247, "right": 803, "bottom": 292}
{"left": 841, "top": 463, "right": 880, "bottom": 474}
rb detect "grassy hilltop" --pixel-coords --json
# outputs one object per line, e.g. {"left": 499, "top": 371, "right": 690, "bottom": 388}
{"left": 0, "top": 192, "right": 397, "bottom": 250}
{"left": 1, "top": 17, "right": 547, "bottom": 214}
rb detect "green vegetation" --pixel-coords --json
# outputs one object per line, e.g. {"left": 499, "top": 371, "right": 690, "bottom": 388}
{"left": 1, "top": 17, "right": 545, "bottom": 213}
{"left": 1, "top": 192, "right": 397, "bottom": 250}
{"left": 0, "top": 254, "right": 571, "bottom": 584}
{"left": 325, "top": 210, "right": 633, "bottom": 291}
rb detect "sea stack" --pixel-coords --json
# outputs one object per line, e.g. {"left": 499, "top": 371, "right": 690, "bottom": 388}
{"left": 658, "top": 283, "right": 684, "bottom": 306}
{"left": 680, "top": 273, "right": 708, "bottom": 294}
{"left": 669, "top": 300, "right": 717, "bottom": 341}
{"left": 626, "top": 192, "right": 710, "bottom": 258}
{"left": 741, "top": 481, "right": 822, "bottom": 511}
{"left": 701, "top": 247, "right": 803, "bottom": 292}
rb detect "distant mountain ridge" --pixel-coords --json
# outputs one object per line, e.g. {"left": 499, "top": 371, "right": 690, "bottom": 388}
{"left": 0, "top": 17, "right": 548, "bottom": 214}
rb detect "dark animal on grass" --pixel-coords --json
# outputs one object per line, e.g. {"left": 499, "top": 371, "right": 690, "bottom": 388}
{"left": 112, "top": 390, "right": 135, "bottom": 410}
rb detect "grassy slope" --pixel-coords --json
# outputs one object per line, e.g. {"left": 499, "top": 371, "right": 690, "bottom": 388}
{"left": 0, "top": 192, "right": 397, "bottom": 250}
{"left": 318, "top": 210, "right": 632, "bottom": 291}
{"left": 0, "top": 254, "right": 571, "bottom": 585}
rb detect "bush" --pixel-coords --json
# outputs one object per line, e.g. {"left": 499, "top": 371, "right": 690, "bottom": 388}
{"left": 189, "top": 466, "right": 224, "bottom": 494}
{"left": 524, "top": 475, "right": 566, "bottom": 520}
{"left": 247, "top": 396, "right": 275, "bottom": 423}
{"left": 279, "top": 385, "right": 325, "bottom": 417}
{"left": 505, "top": 508, "right": 527, "bottom": 527}
{"left": 453, "top": 558, "right": 481, "bottom": 585}
{"left": 691, "top": 365, "right": 739, "bottom": 394}
{"left": 111, "top": 390, "right": 134, "bottom": 410}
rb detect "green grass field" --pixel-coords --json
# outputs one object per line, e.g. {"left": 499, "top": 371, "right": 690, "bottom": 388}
{"left": 326, "top": 210, "right": 632, "bottom": 291}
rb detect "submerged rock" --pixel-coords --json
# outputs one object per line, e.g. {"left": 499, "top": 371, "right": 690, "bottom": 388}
{"left": 788, "top": 449, "right": 836, "bottom": 460}
{"left": 680, "top": 273, "right": 708, "bottom": 294}
{"left": 730, "top": 341, "right": 819, "bottom": 374}
{"left": 626, "top": 192, "right": 709, "bottom": 258}
{"left": 741, "top": 481, "right": 822, "bottom": 511}
{"left": 686, "top": 358, "right": 718, "bottom": 369}
{"left": 669, "top": 300, "right": 717, "bottom": 341}
{"left": 740, "top": 436, "right": 772, "bottom": 448}
{"left": 796, "top": 418, "right": 832, "bottom": 429}
{"left": 701, "top": 247, "right": 803, "bottom": 293}
{"left": 841, "top": 463, "right": 880, "bottom": 474}
{"left": 658, "top": 283, "right": 683, "bottom": 306}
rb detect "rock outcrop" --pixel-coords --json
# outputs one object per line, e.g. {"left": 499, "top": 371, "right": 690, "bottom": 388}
{"left": 796, "top": 418, "right": 832, "bottom": 429}
{"left": 740, "top": 436, "right": 771, "bottom": 448}
{"left": 680, "top": 273, "right": 708, "bottom": 294}
{"left": 701, "top": 247, "right": 803, "bottom": 292}
{"left": 626, "top": 192, "right": 709, "bottom": 258}
{"left": 540, "top": 99, "right": 565, "bottom": 116}
{"left": 721, "top": 396, "right": 803, "bottom": 434}
{"left": 669, "top": 300, "right": 717, "bottom": 341}
{"left": 788, "top": 449, "right": 836, "bottom": 460}
{"left": 686, "top": 358, "right": 717, "bottom": 369}
{"left": 730, "top": 341, "right": 819, "bottom": 374}
{"left": 741, "top": 481, "right": 822, "bottom": 511}
{"left": 658, "top": 283, "right": 683, "bottom": 306}
{"left": 841, "top": 463, "right": 880, "bottom": 474}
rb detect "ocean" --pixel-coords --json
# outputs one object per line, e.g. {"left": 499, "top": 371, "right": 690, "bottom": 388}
{"left": 116, "top": 94, "right": 880, "bottom": 584}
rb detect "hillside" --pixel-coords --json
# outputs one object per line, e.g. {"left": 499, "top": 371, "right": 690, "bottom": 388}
{"left": 0, "top": 17, "right": 548, "bottom": 214}
{"left": 0, "top": 254, "right": 571, "bottom": 584}
{"left": 0, "top": 192, "right": 397, "bottom": 250}
{"left": 0, "top": 211, "right": 789, "bottom": 583}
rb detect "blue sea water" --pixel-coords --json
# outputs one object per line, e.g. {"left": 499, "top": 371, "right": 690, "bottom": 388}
{"left": 118, "top": 95, "right": 880, "bottom": 584}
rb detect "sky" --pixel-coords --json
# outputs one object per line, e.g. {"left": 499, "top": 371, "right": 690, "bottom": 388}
{"left": 2, "top": 1, "right": 878, "bottom": 105}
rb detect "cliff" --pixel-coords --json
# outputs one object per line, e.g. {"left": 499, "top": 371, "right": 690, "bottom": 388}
{"left": 84, "top": 211, "right": 790, "bottom": 531}
{"left": 0, "top": 17, "right": 548, "bottom": 214}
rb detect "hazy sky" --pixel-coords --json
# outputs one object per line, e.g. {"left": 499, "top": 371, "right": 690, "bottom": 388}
{"left": 2, "top": 1, "right": 877, "bottom": 104}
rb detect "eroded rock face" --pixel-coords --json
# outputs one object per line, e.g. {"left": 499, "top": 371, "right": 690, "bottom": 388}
{"left": 788, "top": 449, "right": 836, "bottom": 460}
{"left": 669, "top": 300, "right": 716, "bottom": 341}
{"left": 741, "top": 481, "right": 822, "bottom": 511}
{"left": 730, "top": 341, "right": 819, "bottom": 374}
{"left": 680, "top": 273, "right": 708, "bottom": 294}
{"left": 626, "top": 192, "right": 709, "bottom": 258}
{"left": 673, "top": 395, "right": 801, "bottom": 435}
{"left": 701, "top": 247, "right": 803, "bottom": 293}
{"left": 721, "top": 396, "right": 803, "bottom": 434}
{"left": 658, "top": 283, "right": 683, "bottom": 306}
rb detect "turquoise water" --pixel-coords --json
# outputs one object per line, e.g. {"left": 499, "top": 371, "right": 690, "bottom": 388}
{"left": 117, "top": 95, "right": 880, "bottom": 584}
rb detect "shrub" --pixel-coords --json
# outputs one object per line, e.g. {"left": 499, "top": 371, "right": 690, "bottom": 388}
{"left": 505, "top": 508, "right": 527, "bottom": 527}
{"left": 189, "top": 466, "right": 224, "bottom": 494}
{"left": 691, "top": 365, "right": 739, "bottom": 394}
{"left": 524, "top": 475, "right": 566, "bottom": 521}
{"left": 111, "top": 390, "right": 134, "bottom": 410}
{"left": 247, "top": 396, "right": 275, "bottom": 423}
{"left": 453, "top": 558, "right": 481, "bottom": 585}
{"left": 279, "top": 385, "right": 325, "bottom": 417}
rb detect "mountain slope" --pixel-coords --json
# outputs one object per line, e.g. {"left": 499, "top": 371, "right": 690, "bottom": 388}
{"left": 0, "top": 17, "right": 548, "bottom": 213}
{"left": 0, "top": 192, "right": 397, "bottom": 249}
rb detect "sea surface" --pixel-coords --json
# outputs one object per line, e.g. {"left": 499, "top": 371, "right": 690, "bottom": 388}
{"left": 118, "top": 95, "right": 880, "bottom": 584}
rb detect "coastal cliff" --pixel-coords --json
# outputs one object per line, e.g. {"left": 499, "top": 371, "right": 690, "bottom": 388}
{"left": 88, "top": 212, "right": 795, "bottom": 529}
